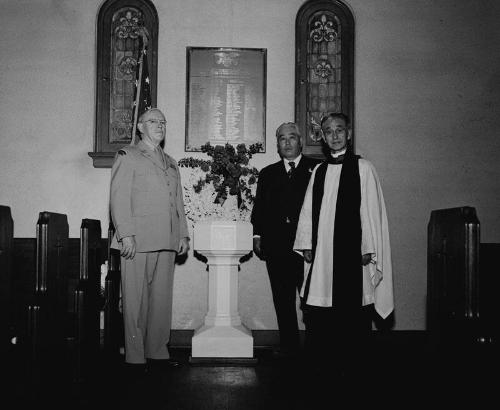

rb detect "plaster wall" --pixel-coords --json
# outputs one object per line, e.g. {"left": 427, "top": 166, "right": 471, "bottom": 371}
{"left": 1, "top": 0, "right": 499, "bottom": 330}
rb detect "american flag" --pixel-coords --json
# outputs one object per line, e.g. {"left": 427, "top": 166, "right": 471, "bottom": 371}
{"left": 131, "top": 34, "right": 152, "bottom": 144}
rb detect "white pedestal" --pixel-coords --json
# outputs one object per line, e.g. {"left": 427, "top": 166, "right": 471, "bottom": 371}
{"left": 191, "top": 220, "right": 254, "bottom": 359}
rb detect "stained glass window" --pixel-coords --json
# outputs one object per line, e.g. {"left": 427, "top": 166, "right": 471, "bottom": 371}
{"left": 296, "top": 1, "right": 354, "bottom": 158}
{"left": 109, "top": 8, "right": 144, "bottom": 143}
{"left": 90, "top": 0, "right": 158, "bottom": 168}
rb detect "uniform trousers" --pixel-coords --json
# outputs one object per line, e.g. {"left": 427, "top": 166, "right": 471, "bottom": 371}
{"left": 120, "top": 250, "right": 176, "bottom": 364}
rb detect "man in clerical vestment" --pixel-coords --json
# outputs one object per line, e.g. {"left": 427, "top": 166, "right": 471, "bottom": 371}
{"left": 294, "top": 113, "right": 394, "bottom": 377}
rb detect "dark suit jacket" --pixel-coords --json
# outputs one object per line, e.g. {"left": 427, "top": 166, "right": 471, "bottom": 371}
{"left": 251, "top": 156, "right": 319, "bottom": 254}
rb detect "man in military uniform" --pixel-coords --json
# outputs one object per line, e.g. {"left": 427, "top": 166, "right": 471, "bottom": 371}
{"left": 110, "top": 108, "right": 190, "bottom": 369}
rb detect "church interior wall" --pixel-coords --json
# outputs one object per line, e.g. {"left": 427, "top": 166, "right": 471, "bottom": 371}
{"left": 0, "top": 0, "right": 499, "bottom": 331}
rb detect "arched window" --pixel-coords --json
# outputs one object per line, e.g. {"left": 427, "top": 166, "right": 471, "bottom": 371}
{"left": 296, "top": 0, "right": 354, "bottom": 158}
{"left": 90, "top": 0, "right": 158, "bottom": 168}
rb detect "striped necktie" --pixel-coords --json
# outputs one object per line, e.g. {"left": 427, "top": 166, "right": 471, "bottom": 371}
{"left": 287, "top": 161, "right": 295, "bottom": 178}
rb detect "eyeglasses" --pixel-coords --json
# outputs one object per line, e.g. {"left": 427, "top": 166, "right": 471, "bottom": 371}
{"left": 324, "top": 127, "right": 347, "bottom": 136}
{"left": 144, "top": 119, "right": 167, "bottom": 127}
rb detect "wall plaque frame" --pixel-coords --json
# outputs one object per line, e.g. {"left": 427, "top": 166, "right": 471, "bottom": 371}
{"left": 185, "top": 47, "right": 266, "bottom": 152}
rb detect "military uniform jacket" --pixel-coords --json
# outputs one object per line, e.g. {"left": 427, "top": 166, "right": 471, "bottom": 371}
{"left": 110, "top": 141, "right": 189, "bottom": 253}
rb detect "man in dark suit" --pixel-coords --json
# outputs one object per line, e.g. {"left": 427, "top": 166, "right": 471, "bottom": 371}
{"left": 251, "top": 122, "right": 318, "bottom": 359}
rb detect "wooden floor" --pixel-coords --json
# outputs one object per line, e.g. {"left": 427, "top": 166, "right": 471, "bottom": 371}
{"left": 6, "top": 339, "right": 497, "bottom": 409}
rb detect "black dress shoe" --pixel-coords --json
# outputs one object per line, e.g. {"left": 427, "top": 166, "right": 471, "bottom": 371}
{"left": 165, "top": 358, "right": 181, "bottom": 367}
{"left": 147, "top": 358, "right": 181, "bottom": 371}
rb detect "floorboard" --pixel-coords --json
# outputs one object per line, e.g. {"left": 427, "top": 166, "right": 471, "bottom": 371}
{"left": 5, "top": 338, "right": 497, "bottom": 409}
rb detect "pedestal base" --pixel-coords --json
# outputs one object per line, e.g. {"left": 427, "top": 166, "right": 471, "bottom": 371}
{"left": 191, "top": 324, "right": 254, "bottom": 358}
{"left": 192, "top": 220, "right": 255, "bottom": 363}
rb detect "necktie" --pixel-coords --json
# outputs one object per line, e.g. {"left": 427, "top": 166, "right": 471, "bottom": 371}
{"left": 155, "top": 146, "right": 165, "bottom": 167}
{"left": 287, "top": 161, "right": 295, "bottom": 178}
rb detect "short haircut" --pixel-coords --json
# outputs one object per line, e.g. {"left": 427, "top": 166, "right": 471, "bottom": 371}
{"left": 137, "top": 108, "right": 163, "bottom": 124}
{"left": 320, "top": 112, "right": 350, "bottom": 128}
{"left": 319, "top": 112, "right": 353, "bottom": 156}
{"left": 275, "top": 122, "right": 301, "bottom": 139}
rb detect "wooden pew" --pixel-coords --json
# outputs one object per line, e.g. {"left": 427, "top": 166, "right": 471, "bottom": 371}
{"left": 478, "top": 243, "right": 499, "bottom": 346}
{"left": 427, "top": 206, "right": 480, "bottom": 341}
{"left": 427, "top": 206, "right": 497, "bottom": 353}
{"left": 103, "top": 221, "right": 123, "bottom": 359}
{"left": 4, "top": 209, "right": 113, "bottom": 391}
{"left": 27, "top": 212, "right": 69, "bottom": 378}
{"left": 0, "top": 206, "right": 14, "bottom": 353}
{"left": 73, "top": 219, "right": 102, "bottom": 381}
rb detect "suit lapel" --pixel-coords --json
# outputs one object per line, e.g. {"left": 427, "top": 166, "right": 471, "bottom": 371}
{"left": 297, "top": 157, "right": 316, "bottom": 179}
{"left": 297, "top": 157, "right": 313, "bottom": 173}
{"left": 283, "top": 157, "right": 307, "bottom": 181}
{"left": 275, "top": 157, "right": 315, "bottom": 182}
{"left": 296, "top": 157, "right": 307, "bottom": 172}
{"left": 277, "top": 160, "right": 288, "bottom": 182}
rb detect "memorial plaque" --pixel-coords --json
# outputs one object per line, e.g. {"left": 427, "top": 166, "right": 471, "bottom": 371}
{"left": 185, "top": 47, "right": 266, "bottom": 151}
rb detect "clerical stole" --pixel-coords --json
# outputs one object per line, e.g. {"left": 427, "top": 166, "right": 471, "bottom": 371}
{"left": 303, "top": 151, "right": 362, "bottom": 309}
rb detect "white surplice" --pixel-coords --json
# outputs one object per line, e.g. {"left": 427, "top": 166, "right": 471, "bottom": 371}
{"left": 293, "top": 159, "right": 394, "bottom": 319}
